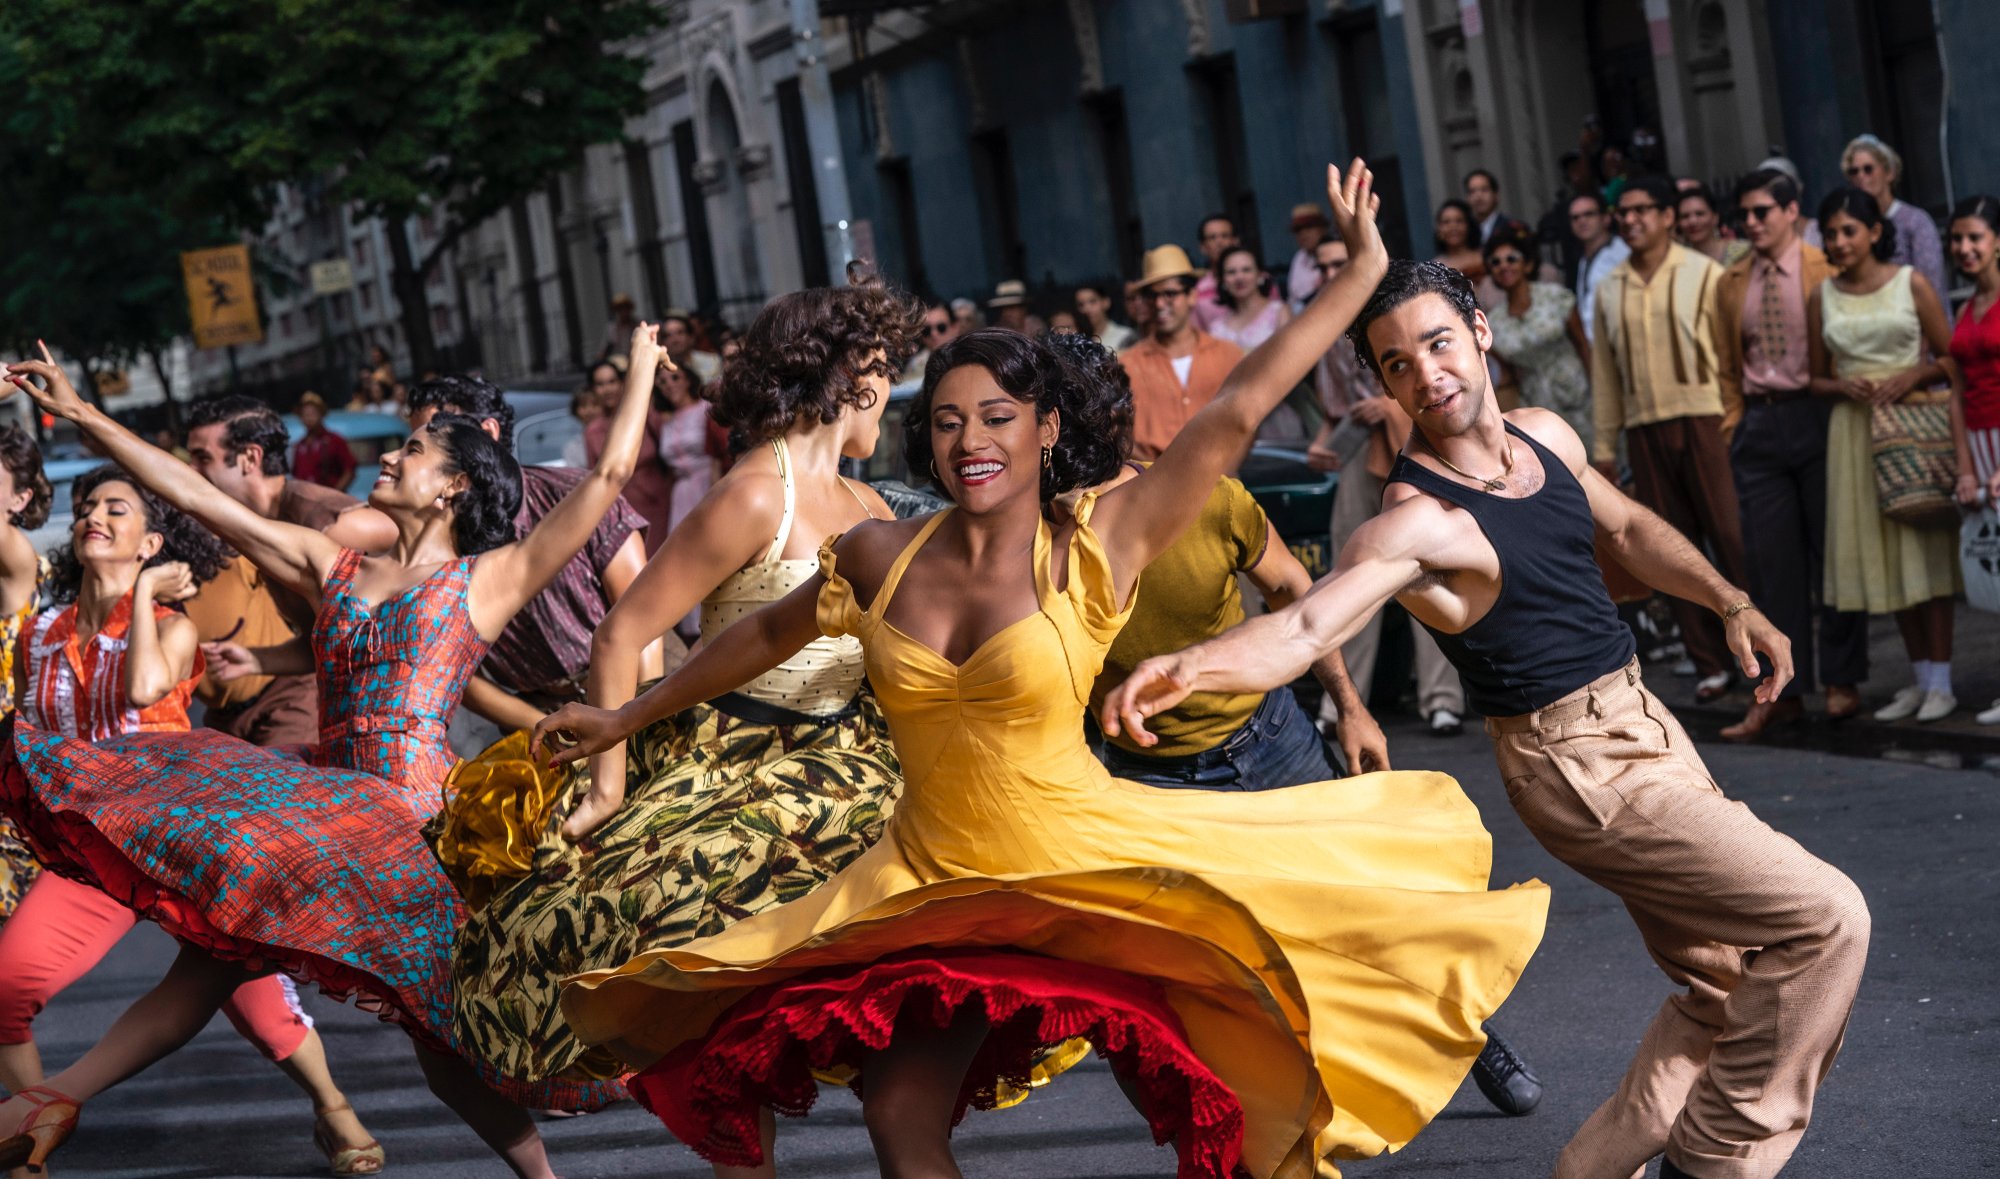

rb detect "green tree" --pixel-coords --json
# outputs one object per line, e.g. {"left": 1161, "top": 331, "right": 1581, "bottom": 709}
{"left": 6, "top": 0, "right": 663, "bottom": 374}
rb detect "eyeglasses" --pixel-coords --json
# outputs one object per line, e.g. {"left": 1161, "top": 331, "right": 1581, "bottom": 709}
{"left": 1741, "top": 203, "right": 1781, "bottom": 221}
{"left": 1570, "top": 209, "right": 1605, "bottom": 222}
{"left": 1488, "top": 253, "right": 1525, "bottom": 267}
{"left": 925, "top": 321, "right": 952, "bottom": 335}
{"left": 1615, "top": 203, "right": 1665, "bottom": 219}
{"left": 1144, "top": 287, "right": 1189, "bottom": 303}
{"left": 1845, "top": 162, "right": 1879, "bottom": 177}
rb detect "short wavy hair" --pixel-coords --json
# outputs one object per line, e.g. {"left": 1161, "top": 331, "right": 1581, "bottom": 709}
{"left": 407, "top": 374, "right": 516, "bottom": 449}
{"left": 45, "top": 464, "right": 231, "bottom": 605}
{"left": 903, "top": 329, "right": 1130, "bottom": 505}
{"left": 0, "top": 427, "right": 52, "bottom": 530}
{"left": 187, "top": 395, "right": 291, "bottom": 477}
{"left": 712, "top": 286, "right": 921, "bottom": 450}
{"left": 1348, "top": 259, "right": 1481, "bottom": 375}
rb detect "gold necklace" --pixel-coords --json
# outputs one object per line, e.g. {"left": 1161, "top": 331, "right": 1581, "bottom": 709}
{"left": 1424, "top": 433, "right": 1515, "bottom": 492}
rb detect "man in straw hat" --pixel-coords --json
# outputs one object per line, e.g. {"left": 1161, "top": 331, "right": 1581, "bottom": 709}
{"left": 1118, "top": 244, "right": 1245, "bottom": 459}
{"left": 987, "top": 279, "right": 1030, "bottom": 332}
{"left": 1286, "top": 202, "right": 1331, "bottom": 309}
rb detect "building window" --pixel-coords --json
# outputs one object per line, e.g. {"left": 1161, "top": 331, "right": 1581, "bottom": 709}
{"left": 1188, "top": 53, "right": 1258, "bottom": 260}
{"left": 776, "top": 76, "right": 830, "bottom": 289}
{"left": 672, "top": 119, "right": 720, "bottom": 313}
{"left": 970, "top": 127, "right": 1025, "bottom": 283}
{"left": 1328, "top": 12, "right": 1412, "bottom": 258}
{"left": 279, "top": 311, "right": 294, "bottom": 337}
{"left": 878, "top": 157, "right": 928, "bottom": 298}
{"left": 1085, "top": 89, "right": 1143, "bottom": 280}
{"left": 433, "top": 304, "right": 453, "bottom": 339}
{"left": 359, "top": 283, "right": 374, "bottom": 312}
{"left": 623, "top": 139, "right": 672, "bottom": 312}
{"left": 353, "top": 237, "right": 371, "bottom": 269}
{"left": 1864, "top": 0, "right": 1945, "bottom": 214}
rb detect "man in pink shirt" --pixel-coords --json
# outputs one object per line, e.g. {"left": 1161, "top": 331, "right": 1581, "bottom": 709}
{"left": 1713, "top": 167, "right": 1866, "bottom": 738}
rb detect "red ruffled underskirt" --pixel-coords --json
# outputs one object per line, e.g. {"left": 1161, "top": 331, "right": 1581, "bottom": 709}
{"left": 627, "top": 949, "right": 1246, "bottom": 1179}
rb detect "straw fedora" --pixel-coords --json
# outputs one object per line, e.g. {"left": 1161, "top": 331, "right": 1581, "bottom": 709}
{"left": 987, "top": 279, "right": 1028, "bottom": 308}
{"left": 1290, "top": 203, "right": 1328, "bottom": 230}
{"left": 1136, "top": 245, "right": 1199, "bottom": 290}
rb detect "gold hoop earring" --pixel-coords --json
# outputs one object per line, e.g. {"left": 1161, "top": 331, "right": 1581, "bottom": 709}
{"left": 1041, "top": 445, "right": 1052, "bottom": 469}
{"left": 929, "top": 458, "right": 940, "bottom": 481}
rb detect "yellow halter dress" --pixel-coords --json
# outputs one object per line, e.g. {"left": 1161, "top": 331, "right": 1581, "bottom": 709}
{"left": 563, "top": 496, "right": 1549, "bottom": 1178}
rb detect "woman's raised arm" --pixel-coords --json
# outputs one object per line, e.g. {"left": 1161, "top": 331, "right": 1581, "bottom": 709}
{"left": 465, "top": 323, "right": 662, "bottom": 640}
{"left": 5, "top": 344, "right": 340, "bottom": 599}
{"left": 1095, "top": 161, "right": 1388, "bottom": 584}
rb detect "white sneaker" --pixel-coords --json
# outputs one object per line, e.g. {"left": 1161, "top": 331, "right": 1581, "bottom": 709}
{"left": 1977, "top": 699, "right": 2000, "bottom": 725}
{"left": 1429, "top": 709, "right": 1464, "bottom": 736}
{"left": 1872, "top": 686, "right": 1924, "bottom": 722}
{"left": 1916, "top": 690, "right": 1957, "bottom": 723}
{"left": 1671, "top": 658, "right": 1697, "bottom": 677}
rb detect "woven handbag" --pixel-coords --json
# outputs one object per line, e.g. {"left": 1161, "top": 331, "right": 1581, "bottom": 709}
{"left": 1871, "top": 390, "right": 1960, "bottom": 529}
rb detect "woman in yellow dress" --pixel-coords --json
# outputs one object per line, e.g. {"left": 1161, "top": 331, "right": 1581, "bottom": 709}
{"left": 533, "top": 161, "right": 1549, "bottom": 1179}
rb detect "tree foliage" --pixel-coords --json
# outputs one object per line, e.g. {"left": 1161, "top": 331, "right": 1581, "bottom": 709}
{"left": 5, "top": 0, "right": 663, "bottom": 372}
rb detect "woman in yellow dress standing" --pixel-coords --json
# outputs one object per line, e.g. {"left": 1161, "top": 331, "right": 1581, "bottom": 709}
{"left": 533, "top": 161, "right": 1549, "bottom": 1179}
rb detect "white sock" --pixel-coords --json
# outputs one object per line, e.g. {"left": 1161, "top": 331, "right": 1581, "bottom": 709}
{"left": 1913, "top": 660, "right": 1934, "bottom": 691}
{"left": 1931, "top": 661, "right": 1953, "bottom": 695}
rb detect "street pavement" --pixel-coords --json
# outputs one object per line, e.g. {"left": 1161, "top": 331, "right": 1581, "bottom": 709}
{"left": 21, "top": 707, "right": 1997, "bottom": 1177}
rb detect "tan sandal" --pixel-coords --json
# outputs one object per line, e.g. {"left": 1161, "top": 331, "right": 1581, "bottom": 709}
{"left": 312, "top": 1104, "right": 385, "bottom": 1176}
{"left": 0, "top": 1084, "right": 81, "bottom": 1175}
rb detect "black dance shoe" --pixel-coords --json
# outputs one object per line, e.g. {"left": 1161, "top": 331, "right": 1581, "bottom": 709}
{"left": 1470, "top": 1022, "right": 1543, "bottom": 1116}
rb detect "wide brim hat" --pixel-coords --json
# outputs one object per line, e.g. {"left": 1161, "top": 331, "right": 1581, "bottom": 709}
{"left": 1137, "top": 245, "right": 1199, "bottom": 289}
{"left": 1290, "top": 203, "right": 1329, "bottom": 230}
{"left": 988, "top": 279, "right": 1028, "bottom": 308}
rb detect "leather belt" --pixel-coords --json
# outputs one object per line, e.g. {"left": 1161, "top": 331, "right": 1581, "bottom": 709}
{"left": 1741, "top": 386, "right": 1811, "bottom": 405}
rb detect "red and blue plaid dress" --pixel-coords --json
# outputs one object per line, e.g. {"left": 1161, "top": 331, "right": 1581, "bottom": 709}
{"left": 0, "top": 549, "right": 618, "bottom": 1109}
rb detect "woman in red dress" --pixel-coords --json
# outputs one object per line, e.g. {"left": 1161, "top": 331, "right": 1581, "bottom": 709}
{"left": 0, "top": 327, "right": 662, "bottom": 1177}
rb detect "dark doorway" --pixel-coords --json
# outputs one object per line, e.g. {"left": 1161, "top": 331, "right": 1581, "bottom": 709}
{"left": 1189, "top": 53, "right": 1260, "bottom": 260}
{"left": 1585, "top": 1, "right": 1665, "bottom": 169}
{"left": 622, "top": 141, "right": 671, "bottom": 314}
{"left": 775, "top": 77, "right": 832, "bottom": 289}
{"left": 971, "top": 127, "right": 1026, "bottom": 283}
{"left": 879, "top": 157, "right": 930, "bottom": 298}
{"left": 672, "top": 119, "right": 720, "bottom": 314}
{"left": 1862, "top": 0, "right": 1945, "bottom": 215}
{"left": 1086, "top": 89, "right": 1144, "bottom": 279}
{"left": 1328, "top": 10, "right": 1412, "bottom": 258}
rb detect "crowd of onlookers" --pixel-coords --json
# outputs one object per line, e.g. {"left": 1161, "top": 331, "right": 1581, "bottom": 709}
{"left": 892, "top": 128, "right": 2000, "bottom": 740}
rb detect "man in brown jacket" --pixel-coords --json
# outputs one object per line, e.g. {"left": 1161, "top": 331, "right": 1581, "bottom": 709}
{"left": 1712, "top": 168, "right": 1868, "bottom": 737}
{"left": 1120, "top": 244, "right": 1244, "bottom": 459}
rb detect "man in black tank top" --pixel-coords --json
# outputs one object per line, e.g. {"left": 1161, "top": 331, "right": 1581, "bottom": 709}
{"left": 1105, "top": 260, "right": 1869, "bottom": 1179}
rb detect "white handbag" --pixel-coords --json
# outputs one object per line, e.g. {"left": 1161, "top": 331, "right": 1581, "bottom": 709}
{"left": 1961, "top": 503, "right": 2000, "bottom": 613}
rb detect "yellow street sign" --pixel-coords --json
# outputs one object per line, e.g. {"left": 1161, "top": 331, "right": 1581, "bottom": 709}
{"left": 182, "top": 244, "right": 264, "bottom": 349}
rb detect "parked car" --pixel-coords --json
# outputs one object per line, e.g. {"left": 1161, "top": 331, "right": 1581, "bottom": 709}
{"left": 857, "top": 383, "right": 1338, "bottom": 576}
{"left": 505, "top": 389, "right": 585, "bottom": 468}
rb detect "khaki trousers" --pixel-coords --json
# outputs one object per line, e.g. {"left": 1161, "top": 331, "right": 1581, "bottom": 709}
{"left": 1488, "top": 660, "right": 1868, "bottom": 1179}
{"left": 1320, "top": 462, "right": 1464, "bottom": 720}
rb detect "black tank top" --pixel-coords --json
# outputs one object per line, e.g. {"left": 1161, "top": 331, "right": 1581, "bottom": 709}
{"left": 1385, "top": 422, "right": 1635, "bottom": 718}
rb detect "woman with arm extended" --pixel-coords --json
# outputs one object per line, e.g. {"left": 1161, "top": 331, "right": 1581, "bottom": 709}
{"left": 436, "top": 286, "right": 914, "bottom": 1120}
{"left": 532, "top": 163, "right": 1548, "bottom": 1179}
{"left": 0, "top": 326, "right": 662, "bottom": 1177}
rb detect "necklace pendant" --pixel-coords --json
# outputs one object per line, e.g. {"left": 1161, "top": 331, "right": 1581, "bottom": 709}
{"left": 1482, "top": 477, "right": 1506, "bottom": 492}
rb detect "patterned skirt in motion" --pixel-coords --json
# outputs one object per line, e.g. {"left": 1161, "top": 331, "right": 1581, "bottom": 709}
{"left": 0, "top": 817, "right": 35, "bottom": 920}
{"left": 440, "top": 692, "right": 901, "bottom": 1084}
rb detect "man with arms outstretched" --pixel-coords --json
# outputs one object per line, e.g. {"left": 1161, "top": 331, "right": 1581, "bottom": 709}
{"left": 1105, "top": 259, "right": 1869, "bottom": 1179}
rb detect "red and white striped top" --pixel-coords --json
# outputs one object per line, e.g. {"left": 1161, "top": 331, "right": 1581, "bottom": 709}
{"left": 21, "top": 593, "right": 201, "bottom": 741}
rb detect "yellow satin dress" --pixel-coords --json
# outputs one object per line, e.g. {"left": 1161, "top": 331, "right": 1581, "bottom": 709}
{"left": 562, "top": 496, "right": 1550, "bottom": 1177}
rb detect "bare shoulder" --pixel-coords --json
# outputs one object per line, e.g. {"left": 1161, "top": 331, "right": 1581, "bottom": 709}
{"left": 1506, "top": 407, "right": 1586, "bottom": 470}
{"left": 1354, "top": 490, "right": 1471, "bottom": 562}
{"left": 832, "top": 514, "right": 931, "bottom": 606}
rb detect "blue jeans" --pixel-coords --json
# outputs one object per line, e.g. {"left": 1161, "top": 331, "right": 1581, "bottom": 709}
{"left": 1100, "top": 689, "right": 1337, "bottom": 791}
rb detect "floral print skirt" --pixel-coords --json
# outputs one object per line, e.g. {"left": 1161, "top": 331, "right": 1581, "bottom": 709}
{"left": 442, "top": 692, "right": 901, "bottom": 1084}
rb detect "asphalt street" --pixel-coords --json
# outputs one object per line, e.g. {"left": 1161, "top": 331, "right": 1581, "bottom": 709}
{"left": 20, "top": 712, "right": 1997, "bottom": 1178}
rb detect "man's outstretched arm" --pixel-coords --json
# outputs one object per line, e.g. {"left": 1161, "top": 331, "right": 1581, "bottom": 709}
{"left": 1102, "top": 511, "right": 1427, "bottom": 746}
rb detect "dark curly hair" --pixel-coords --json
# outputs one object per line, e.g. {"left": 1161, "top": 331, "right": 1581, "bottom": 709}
{"left": 712, "top": 286, "right": 922, "bottom": 451}
{"left": 186, "top": 395, "right": 291, "bottom": 476}
{"left": 406, "top": 374, "right": 517, "bottom": 449}
{"left": 423, "top": 412, "right": 524, "bottom": 555}
{"left": 903, "top": 329, "right": 1129, "bottom": 505}
{"left": 653, "top": 359, "right": 706, "bottom": 415}
{"left": 1212, "top": 245, "right": 1279, "bottom": 311}
{"left": 1433, "top": 197, "right": 1483, "bottom": 254}
{"left": 45, "top": 465, "right": 231, "bottom": 606}
{"left": 0, "top": 426, "right": 52, "bottom": 530}
{"left": 1348, "top": 259, "right": 1481, "bottom": 375}
{"left": 1818, "top": 186, "right": 1899, "bottom": 262}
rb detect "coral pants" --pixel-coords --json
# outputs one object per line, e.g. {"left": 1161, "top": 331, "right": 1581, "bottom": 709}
{"left": 0, "top": 872, "right": 312, "bottom": 1059}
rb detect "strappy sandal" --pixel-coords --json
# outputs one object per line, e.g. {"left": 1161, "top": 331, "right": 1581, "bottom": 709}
{"left": 312, "top": 1104, "right": 385, "bottom": 1176}
{"left": 0, "top": 1085, "right": 80, "bottom": 1174}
